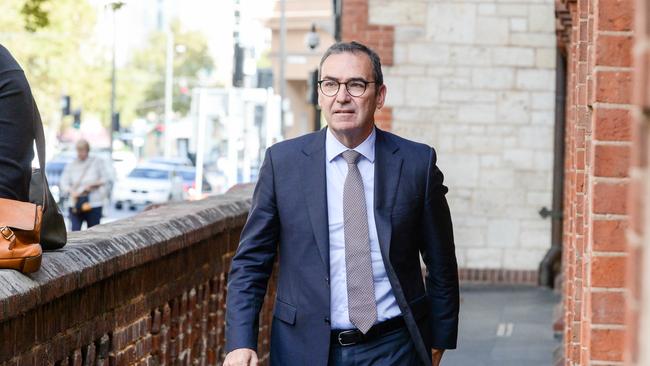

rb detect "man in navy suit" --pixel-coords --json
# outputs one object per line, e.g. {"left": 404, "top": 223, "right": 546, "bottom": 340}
{"left": 224, "top": 41, "right": 459, "bottom": 366}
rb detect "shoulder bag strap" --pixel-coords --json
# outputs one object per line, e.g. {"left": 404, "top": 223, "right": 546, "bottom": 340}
{"left": 72, "top": 157, "right": 93, "bottom": 192}
{"left": 31, "top": 98, "right": 48, "bottom": 210}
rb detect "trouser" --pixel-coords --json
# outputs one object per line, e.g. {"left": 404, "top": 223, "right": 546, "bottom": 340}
{"left": 69, "top": 207, "right": 102, "bottom": 231}
{"left": 328, "top": 326, "right": 422, "bottom": 366}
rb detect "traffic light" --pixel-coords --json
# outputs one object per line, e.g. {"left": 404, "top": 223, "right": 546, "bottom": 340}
{"left": 73, "top": 109, "right": 81, "bottom": 129}
{"left": 112, "top": 112, "right": 120, "bottom": 132}
{"left": 306, "top": 69, "right": 318, "bottom": 105}
{"left": 61, "top": 95, "right": 71, "bottom": 116}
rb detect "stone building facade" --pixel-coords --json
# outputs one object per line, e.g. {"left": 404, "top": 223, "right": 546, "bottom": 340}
{"left": 342, "top": 0, "right": 557, "bottom": 279}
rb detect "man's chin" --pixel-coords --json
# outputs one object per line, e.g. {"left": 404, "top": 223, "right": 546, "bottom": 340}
{"left": 330, "top": 116, "right": 358, "bottom": 126}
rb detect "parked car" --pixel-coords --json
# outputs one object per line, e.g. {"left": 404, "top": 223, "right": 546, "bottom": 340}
{"left": 112, "top": 164, "right": 184, "bottom": 210}
{"left": 176, "top": 167, "right": 213, "bottom": 199}
{"left": 146, "top": 156, "right": 193, "bottom": 168}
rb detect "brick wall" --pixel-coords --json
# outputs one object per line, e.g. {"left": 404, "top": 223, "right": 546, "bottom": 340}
{"left": 555, "top": 0, "right": 634, "bottom": 364}
{"left": 342, "top": 0, "right": 394, "bottom": 131}
{"left": 628, "top": 0, "right": 650, "bottom": 364}
{"left": 0, "top": 188, "right": 275, "bottom": 365}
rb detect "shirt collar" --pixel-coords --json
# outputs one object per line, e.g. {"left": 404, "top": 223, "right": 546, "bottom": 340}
{"left": 326, "top": 126, "right": 376, "bottom": 163}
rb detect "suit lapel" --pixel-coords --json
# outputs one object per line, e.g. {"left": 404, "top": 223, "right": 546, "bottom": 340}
{"left": 300, "top": 129, "right": 330, "bottom": 269}
{"left": 374, "top": 129, "right": 403, "bottom": 259}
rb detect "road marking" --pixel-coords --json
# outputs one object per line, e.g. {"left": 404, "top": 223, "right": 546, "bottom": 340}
{"left": 496, "top": 322, "right": 514, "bottom": 337}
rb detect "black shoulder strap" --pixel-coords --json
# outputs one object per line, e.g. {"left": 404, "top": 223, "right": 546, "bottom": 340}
{"left": 31, "top": 97, "right": 48, "bottom": 210}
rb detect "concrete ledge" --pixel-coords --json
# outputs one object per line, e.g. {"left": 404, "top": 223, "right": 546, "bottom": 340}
{"left": 0, "top": 188, "right": 252, "bottom": 324}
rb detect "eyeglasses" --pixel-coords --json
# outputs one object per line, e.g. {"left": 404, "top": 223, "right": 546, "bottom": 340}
{"left": 318, "top": 79, "right": 377, "bottom": 97}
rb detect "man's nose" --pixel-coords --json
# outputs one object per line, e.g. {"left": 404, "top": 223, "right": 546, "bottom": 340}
{"left": 335, "top": 84, "right": 351, "bottom": 102}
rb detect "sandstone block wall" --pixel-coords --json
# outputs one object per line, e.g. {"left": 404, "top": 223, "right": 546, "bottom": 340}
{"left": 362, "top": 0, "right": 557, "bottom": 273}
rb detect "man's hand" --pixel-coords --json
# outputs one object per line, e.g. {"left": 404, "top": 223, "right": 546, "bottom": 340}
{"left": 432, "top": 348, "right": 445, "bottom": 366}
{"left": 223, "top": 348, "right": 258, "bottom": 366}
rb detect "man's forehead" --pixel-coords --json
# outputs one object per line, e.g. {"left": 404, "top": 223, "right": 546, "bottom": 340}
{"left": 320, "top": 52, "right": 373, "bottom": 78}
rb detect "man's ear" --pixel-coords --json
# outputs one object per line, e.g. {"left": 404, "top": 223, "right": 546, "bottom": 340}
{"left": 376, "top": 84, "right": 387, "bottom": 109}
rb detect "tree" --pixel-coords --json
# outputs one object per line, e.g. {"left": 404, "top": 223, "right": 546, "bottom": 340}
{"left": 127, "top": 21, "right": 215, "bottom": 117}
{"left": 0, "top": 0, "right": 112, "bottom": 133}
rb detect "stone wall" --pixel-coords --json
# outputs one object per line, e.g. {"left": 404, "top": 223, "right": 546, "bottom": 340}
{"left": 343, "top": 0, "right": 557, "bottom": 273}
{"left": 0, "top": 188, "right": 275, "bottom": 365}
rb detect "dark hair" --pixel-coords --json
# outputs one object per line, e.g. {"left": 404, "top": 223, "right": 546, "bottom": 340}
{"left": 319, "top": 41, "right": 383, "bottom": 86}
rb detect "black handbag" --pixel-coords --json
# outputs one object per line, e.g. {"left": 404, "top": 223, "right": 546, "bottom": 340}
{"left": 28, "top": 99, "right": 67, "bottom": 250}
{"left": 71, "top": 194, "right": 92, "bottom": 214}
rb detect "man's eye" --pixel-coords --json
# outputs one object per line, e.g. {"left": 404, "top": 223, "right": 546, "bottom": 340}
{"left": 348, "top": 81, "right": 365, "bottom": 89}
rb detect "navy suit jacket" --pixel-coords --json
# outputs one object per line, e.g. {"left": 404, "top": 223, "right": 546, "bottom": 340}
{"left": 225, "top": 127, "right": 459, "bottom": 365}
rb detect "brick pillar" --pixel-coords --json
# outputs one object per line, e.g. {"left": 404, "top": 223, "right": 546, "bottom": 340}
{"left": 628, "top": 0, "right": 650, "bottom": 363}
{"left": 556, "top": 0, "right": 634, "bottom": 364}
{"left": 341, "top": 0, "right": 394, "bottom": 131}
{"left": 586, "top": 0, "right": 634, "bottom": 364}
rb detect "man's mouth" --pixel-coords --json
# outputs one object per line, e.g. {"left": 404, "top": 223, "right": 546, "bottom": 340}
{"left": 334, "top": 110, "right": 355, "bottom": 114}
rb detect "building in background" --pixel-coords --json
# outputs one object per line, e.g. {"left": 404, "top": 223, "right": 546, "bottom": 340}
{"left": 266, "top": 0, "right": 336, "bottom": 138}
{"left": 188, "top": 87, "right": 281, "bottom": 193}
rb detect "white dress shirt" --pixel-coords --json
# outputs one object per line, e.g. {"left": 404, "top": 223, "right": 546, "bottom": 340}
{"left": 326, "top": 127, "right": 401, "bottom": 330}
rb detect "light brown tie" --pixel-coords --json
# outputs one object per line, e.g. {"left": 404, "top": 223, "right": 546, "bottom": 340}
{"left": 341, "top": 150, "right": 377, "bottom": 334}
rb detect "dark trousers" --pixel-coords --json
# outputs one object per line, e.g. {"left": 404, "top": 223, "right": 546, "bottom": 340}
{"left": 69, "top": 207, "right": 102, "bottom": 231}
{"left": 328, "top": 327, "right": 422, "bottom": 366}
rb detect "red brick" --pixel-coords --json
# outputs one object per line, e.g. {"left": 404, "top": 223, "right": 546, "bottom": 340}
{"left": 591, "top": 291, "right": 625, "bottom": 324}
{"left": 593, "top": 108, "right": 632, "bottom": 141}
{"left": 71, "top": 350, "right": 82, "bottom": 366}
{"left": 629, "top": 176, "right": 645, "bottom": 235}
{"left": 595, "top": 34, "right": 633, "bottom": 67}
{"left": 592, "top": 219, "right": 627, "bottom": 252}
{"left": 633, "top": 49, "right": 650, "bottom": 108}
{"left": 592, "top": 182, "right": 628, "bottom": 214}
{"left": 591, "top": 328, "right": 625, "bottom": 361}
{"left": 627, "top": 243, "right": 644, "bottom": 301}
{"left": 626, "top": 307, "right": 640, "bottom": 364}
{"left": 593, "top": 145, "right": 630, "bottom": 177}
{"left": 594, "top": 71, "right": 633, "bottom": 104}
{"left": 596, "top": 0, "right": 634, "bottom": 31}
{"left": 631, "top": 115, "right": 649, "bottom": 168}
{"left": 591, "top": 256, "right": 626, "bottom": 288}
{"left": 576, "top": 149, "right": 586, "bottom": 170}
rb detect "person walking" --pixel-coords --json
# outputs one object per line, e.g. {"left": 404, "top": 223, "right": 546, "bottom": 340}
{"left": 224, "top": 41, "right": 459, "bottom": 366}
{"left": 59, "top": 139, "right": 109, "bottom": 231}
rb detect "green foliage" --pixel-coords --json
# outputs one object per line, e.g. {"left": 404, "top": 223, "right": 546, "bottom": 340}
{"left": 0, "top": 1, "right": 216, "bottom": 132}
{"left": 127, "top": 21, "right": 215, "bottom": 117}
{"left": 21, "top": 0, "right": 49, "bottom": 32}
{"left": 0, "top": 0, "right": 108, "bottom": 131}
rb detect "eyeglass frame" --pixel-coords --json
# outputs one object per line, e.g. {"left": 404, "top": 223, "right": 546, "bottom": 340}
{"left": 317, "top": 78, "right": 378, "bottom": 97}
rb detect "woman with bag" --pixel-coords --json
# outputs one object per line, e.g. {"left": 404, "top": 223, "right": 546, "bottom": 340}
{"left": 0, "top": 44, "right": 66, "bottom": 273}
{"left": 60, "top": 139, "right": 109, "bottom": 231}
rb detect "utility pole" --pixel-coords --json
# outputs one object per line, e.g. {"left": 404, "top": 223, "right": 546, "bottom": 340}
{"left": 108, "top": 1, "right": 125, "bottom": 154}
{"left": 163, "top": 28, "right": 174, "bottom": 157}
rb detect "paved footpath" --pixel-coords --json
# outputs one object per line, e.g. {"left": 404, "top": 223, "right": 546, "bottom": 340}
{"left": 442, "top": 284, "right": 561, "bottom": 366}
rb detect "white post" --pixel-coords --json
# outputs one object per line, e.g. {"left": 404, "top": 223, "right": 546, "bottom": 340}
{"left": 163, "top": 29, "right": 174, "bottom": 157}
{"left": 195, "top": 89, "right": 206, "bottom": 197}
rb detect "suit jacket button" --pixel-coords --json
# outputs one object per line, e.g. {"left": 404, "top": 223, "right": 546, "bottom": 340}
{"left": 324, "top": 316, "right": 330, "bottom": 324}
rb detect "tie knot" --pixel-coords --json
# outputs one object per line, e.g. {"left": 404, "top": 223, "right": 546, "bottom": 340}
{"left": 342, "top": 150, "right": 361, "bottom": 165}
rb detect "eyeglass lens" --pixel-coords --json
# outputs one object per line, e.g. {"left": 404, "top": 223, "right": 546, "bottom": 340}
{"left": 320, "top": 80, "right": 368, "bottom": 97}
